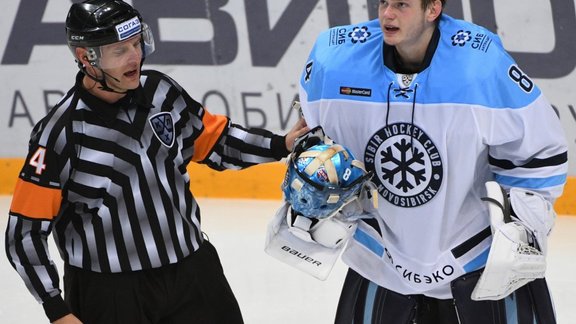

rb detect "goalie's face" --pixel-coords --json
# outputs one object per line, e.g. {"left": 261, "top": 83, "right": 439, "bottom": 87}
{"left": 378, "top": 0, "right": 441, "bottom": 61}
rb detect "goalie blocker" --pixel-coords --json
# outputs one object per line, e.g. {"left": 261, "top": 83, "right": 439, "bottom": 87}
{"left": 471, "top": 181, "right": 555, "bottom": 301}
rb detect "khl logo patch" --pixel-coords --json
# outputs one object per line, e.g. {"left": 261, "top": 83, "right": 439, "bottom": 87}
{"left": 364, "top": 123, "right": 443, "bottom": 208}
{"left": 149, "top": 112, "right": 175, "bottom": 147}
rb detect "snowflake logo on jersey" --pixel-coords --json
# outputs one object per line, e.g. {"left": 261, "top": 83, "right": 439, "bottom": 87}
{"left": 348, "top": 26, "right": 371, "bottom": 44}
{"left": 451, "top": 30, "right": 471, "bottom": 46}
{"left": 149, "top": 112, "right": 175, "bottom": 148}
{"left": 364, "top": 123, "right": 443, "bottom": 208}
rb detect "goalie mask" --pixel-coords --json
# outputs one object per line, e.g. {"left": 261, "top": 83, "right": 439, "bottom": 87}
{"left": 282, "top": 143, "right": 369, "bottom": 219}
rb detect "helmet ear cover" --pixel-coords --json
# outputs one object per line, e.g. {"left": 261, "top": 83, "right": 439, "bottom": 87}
{"left": 85, "top": 48, "right": 99, "bottom": 66}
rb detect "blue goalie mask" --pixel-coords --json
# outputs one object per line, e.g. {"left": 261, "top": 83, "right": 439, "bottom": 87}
{"left": 283, "top": 143, "right": 370, "bottom": 219}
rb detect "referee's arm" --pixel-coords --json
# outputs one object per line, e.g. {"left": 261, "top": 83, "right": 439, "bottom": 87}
{"left": 6, "top": 178, "right": 71, "bottom": 322}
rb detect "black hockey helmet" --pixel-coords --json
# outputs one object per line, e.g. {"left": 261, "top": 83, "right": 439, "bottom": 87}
{"left": 65, "top": 0, "right": 155, "bottom": 92}
{"left": 65, "top": 0, "right": 155, "bottom": 67}
{"left": 67, "top": 0, "right": 142, "bottom": 47}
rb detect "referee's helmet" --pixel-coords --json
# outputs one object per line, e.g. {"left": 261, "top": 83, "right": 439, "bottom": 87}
{"left": 65, "top": 0, "right": 155, "bottom": 68}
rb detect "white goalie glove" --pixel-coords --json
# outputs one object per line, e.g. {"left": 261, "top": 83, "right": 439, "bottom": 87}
{"left": 265, "top": 126, "right": 376, "bottom": 280}
{"left": 471, "top": 181, "right": 556, "bottom": 301}
{"left": 264, "top": 202, "right": 357, "bottom": 280}
{"left": 286, "top": 207, "right": 358, "bottom": 249}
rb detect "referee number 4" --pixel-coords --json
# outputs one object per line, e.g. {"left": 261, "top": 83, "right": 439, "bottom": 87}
{"left": 29, "top": 147, "right": 47, "bottom": 175}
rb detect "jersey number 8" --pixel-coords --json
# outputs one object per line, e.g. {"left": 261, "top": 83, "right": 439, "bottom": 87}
{"left": 508, "top": 65, "right": 534, "bottom": 93}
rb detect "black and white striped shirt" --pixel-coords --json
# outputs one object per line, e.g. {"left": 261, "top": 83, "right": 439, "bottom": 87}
{"left": 6, "top": 70, "right": 289, "bottom": 315}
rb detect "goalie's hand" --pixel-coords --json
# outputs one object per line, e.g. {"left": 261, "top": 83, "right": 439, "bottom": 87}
{"left": 471, "top": 181, "right": 546, "bottom": 301}
{"left": 264, "top": 202, "right": 345, "bottom": 280}
{"left": 339, "top": 180, "right": 379, "bottom": 221}
{"left": 482, "top": 181, "right": 555, "bottom": 253}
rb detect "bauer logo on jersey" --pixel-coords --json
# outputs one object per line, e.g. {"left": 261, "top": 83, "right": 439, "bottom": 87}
{"left": 149, "top": 112, "right": 175, "bottom": 148}
{"left": 364, "top": 123, "right": 443, "bottom": 208}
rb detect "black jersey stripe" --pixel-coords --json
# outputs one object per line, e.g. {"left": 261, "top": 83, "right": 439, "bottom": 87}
{"left": 101, "top": 193, "right": 132, "bottom": 272}
{"left": 9, "top": 218, "right": 47, "bottom": 300}
{"left": 488, "top": 152, "right": 567, "bottom": 170}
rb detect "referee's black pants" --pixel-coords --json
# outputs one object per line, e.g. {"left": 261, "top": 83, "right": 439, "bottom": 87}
{"left": 63, "top": 240, "right": 243, "bottom": 324}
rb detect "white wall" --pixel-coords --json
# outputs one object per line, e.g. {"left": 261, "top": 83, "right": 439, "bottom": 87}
{"left": 1, "top": 0, "right": 575, "bottom": 173}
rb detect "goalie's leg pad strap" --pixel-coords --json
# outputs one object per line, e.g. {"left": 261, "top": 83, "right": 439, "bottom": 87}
{"left": 452, "top": 269, "right": 556, "bottom": 323}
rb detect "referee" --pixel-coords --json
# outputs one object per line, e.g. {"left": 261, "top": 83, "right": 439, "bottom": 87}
{"left": 4, "top": 1, "right": 308, "bottom": 323}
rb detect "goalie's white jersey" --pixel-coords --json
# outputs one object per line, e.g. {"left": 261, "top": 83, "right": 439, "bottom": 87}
{"left": 298, "top": 14, "right": 568, "bottom": 298}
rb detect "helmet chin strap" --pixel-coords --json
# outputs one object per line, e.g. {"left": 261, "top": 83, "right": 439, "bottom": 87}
{"left": 78, "top": 61, "right": 129, "bottom": 94}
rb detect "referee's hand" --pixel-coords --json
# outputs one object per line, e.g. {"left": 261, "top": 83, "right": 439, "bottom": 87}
{"left": 285, "top": 117, "right": 309, "bottom": 152}
{"left": 53, "top": 313, "right": 83, "bottom": 324}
